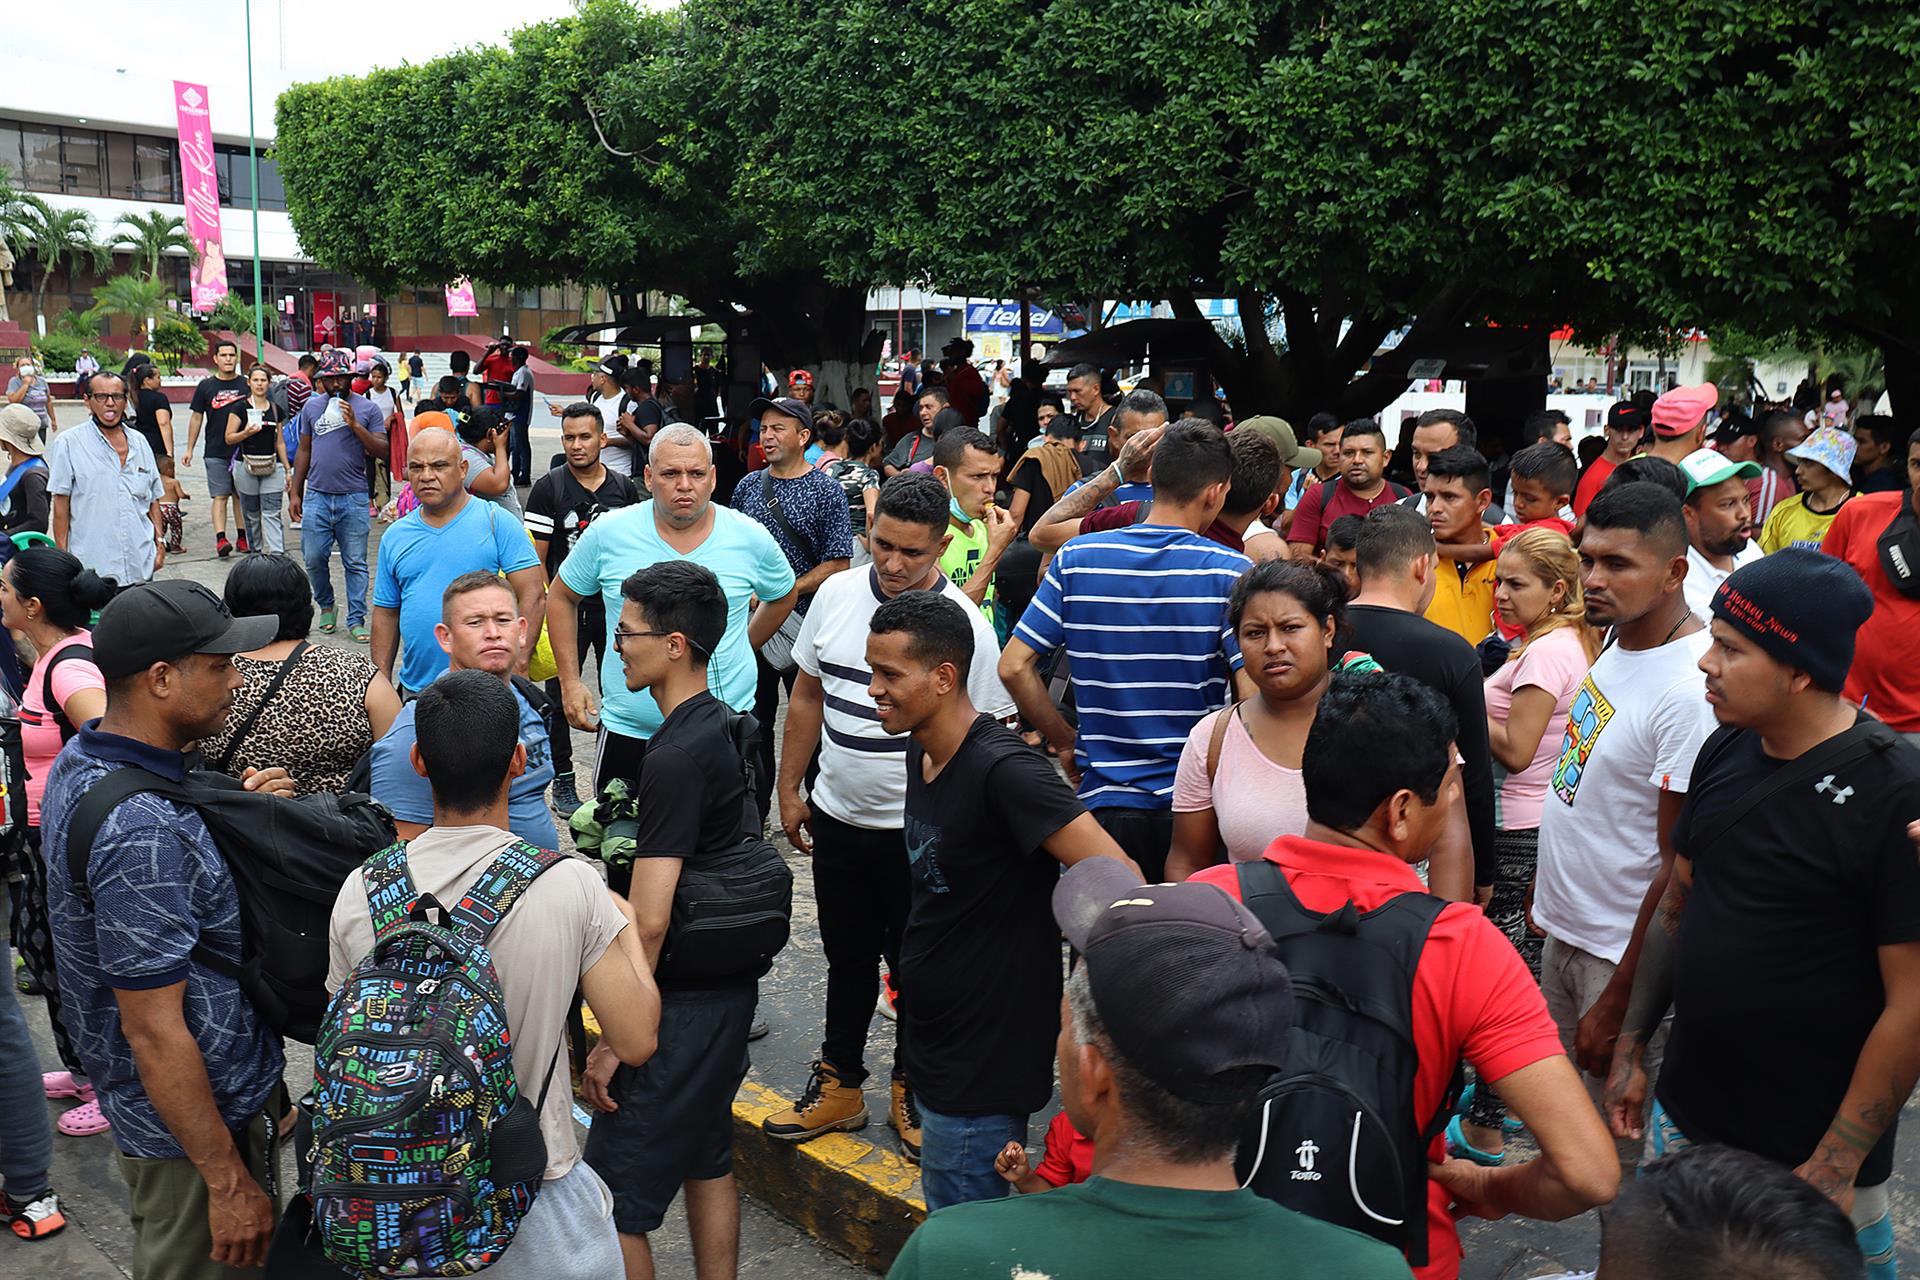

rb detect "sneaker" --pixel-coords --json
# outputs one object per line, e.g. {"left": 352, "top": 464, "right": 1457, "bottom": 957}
{"left": 888, "top": 1075, "right": 922, "bottom": 1163}
{"left": 3, "top": 1189, "right": 65, "bottom": 1241}
{"left": 761, "top": 1060, "right": 868, "bottom": 1142}
{"left": 235, "top": 529, "right": 250, "bottom": 554}
{"left": 14, "top": 954, "right": 41, "bottom": 996}
{"left": 877, "top": 970, "right": 898, "bottom": 1021}
{"left": 216, "top": 533, "right": 233, "bottom": 558}
{"left": 747, "top": 1019, "right": 770, "bottom": 1042}
{"left": 551, "top": 772, "right": 584, "bottom": 822}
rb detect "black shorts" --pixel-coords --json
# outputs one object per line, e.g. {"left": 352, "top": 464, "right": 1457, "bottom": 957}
{"left": 582, "top": 983, "right": 757, "bottom": 1235}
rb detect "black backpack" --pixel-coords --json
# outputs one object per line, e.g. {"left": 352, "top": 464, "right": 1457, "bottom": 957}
{"left": 655, "top": 711, "right": 793, "bottom": 985}
{"left": 1233, "top": 859, "right": 1458, "bottom": 1267}
{"left": 66, "top": 768, "right": 398, "bottom": 1043}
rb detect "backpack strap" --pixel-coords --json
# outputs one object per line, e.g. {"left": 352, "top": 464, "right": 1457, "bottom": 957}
{"left": 1205, "top": 702, "right": 1243, "bottom": 786}
{"left": 1682, "top": 719, "right": 1895, "bottom": 859}
{"left": 210, "top": 643, "right": 308, "bottom": 774}
{"left": 445, "top": 840, "right": 569, "bottom": 945}
{"left": 65, "top": 766, "right": 185, "bottom": 909}
{"left": 40, "top": 643, "right": 96, "bottom": 743}
{"left": 363, "top": 841, "right": 424, "bottom": 945}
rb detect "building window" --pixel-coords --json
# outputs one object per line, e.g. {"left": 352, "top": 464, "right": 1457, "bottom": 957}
{"left": 133, "top": 136, "right": 180, "bottom": 201}
{"left": 61, "top": 128, "right": 104, "bottom": 196}
{"left": 19, "top": 126, "right": 61, "bottom": 190}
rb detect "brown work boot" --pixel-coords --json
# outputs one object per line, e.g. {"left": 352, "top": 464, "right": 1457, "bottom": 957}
{"left": 888, "top": 1074, "right": 922, "bottom": 1163}
{"left": 762, "top": 1060, "right": 868, "bottom": 1142}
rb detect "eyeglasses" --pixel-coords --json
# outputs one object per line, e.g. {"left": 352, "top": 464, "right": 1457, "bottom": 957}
{"left": 88, "top": 393, "right": 127, "bottom": 403}
{"left": 612, "top": 627, "right": 672, "bottom": 650}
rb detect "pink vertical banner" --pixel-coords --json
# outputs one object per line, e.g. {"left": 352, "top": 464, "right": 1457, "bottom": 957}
{"left": 445, "top": 277, "right": 478, "bottom": 317}
{"left": 172, "top": 80, "right": 229, "bottom": 311}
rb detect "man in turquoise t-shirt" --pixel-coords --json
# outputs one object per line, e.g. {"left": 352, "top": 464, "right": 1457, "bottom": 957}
{"left": 371, "top": 429, "right": 545, "bottom": 695}
{"left": 548, "top": 426, "right": 796, "bottom": 876}
{"left": 888, "top": 860, "right": 1410, "bottom": 1280}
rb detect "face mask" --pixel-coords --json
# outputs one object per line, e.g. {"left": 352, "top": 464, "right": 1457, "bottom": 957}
{"left": 950, "top": 495, "right": 973, "bottom": 525}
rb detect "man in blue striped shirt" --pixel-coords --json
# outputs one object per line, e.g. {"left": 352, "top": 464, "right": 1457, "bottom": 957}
{"left": 1000, "top": 417, "right": 1249, "bottom": 881}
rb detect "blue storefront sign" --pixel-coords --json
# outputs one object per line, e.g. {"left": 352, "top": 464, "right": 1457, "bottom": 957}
{"left": 964, "top": 303, "right": 1064, "bottom": 335}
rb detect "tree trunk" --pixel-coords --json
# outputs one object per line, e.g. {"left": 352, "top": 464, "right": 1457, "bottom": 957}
{"left": 1880, "top": 332, "right": 1920, "bottom": 422}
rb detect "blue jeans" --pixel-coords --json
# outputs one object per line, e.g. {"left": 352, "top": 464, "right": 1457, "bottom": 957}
{"left": 508, "top": 412, "right": 531, "bottom": 481}
{"left": 0, "top": 883, "right": 54, "bottom": 1200}
{"left": 301, "top": 488, "right": 370, "bottom": 627}
{"left": 918, "top": 1104, "right": 1025, "bottom": 1213}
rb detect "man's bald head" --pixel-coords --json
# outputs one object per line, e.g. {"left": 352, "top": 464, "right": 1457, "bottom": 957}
{"left": 406, "top": 427, "right": 466, "bottom": 512}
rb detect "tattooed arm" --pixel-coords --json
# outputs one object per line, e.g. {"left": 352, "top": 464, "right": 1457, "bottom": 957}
{"left": 1603, "top": 854, "right": 1691, "bottom": 1140}
{"left": 1028, "top": 424, "right": 1164, "bottom": 553}
{"left": 1794, "top": 940, "right": 1920, "bottom": 1214}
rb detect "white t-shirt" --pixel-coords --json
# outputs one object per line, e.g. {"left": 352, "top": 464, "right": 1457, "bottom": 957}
{"left": 792, "top": 565, "right": 1015, "bottom": 829}
{"left": 1534, "top": 629, "right": 1715, "bottom": 964}
{"left": 1682, "top": 542, "right": 1761, "bottom": 620}
{"left": 595, "top": 393, "right": 636, "bottom": 475}
{"left": 326, "top": 826, "right": 624, "bottom": 1181}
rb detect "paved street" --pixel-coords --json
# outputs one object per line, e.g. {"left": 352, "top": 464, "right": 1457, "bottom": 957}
{"left": 13, "top": 402, "right": 1920, "bottom": 1279}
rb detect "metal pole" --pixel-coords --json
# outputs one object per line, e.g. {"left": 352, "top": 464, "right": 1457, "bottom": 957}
{"left": 245, "top": 0, "right": 265, "bottom": 359}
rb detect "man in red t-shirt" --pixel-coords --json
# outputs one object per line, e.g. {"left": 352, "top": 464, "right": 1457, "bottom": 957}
{"left": 1572, "top": 400, "right": 1649, "bottom": 517}
{"left": 1190, "top": 671, "right": 1617, "bottom": 1279}
{"left": 940, "top": 337, "right": 989, "bottom": 426}
{"left": 472, "top": 338, "right": 516, "bottom": 407}
{"left": 1287, "top": 419, "right": 1407, "bottom": 556}
{"left": 1821, "top": 430, "right": 1920, "bottom": 734}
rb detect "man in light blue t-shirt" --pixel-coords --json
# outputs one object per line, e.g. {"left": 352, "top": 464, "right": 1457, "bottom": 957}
{"left": 548, "top": 425, "right": 796, "bottom": 862}
{"left": 369, "top": 572, "right": 560, "bottom": 847}
{"left": 371, "top": 428, "right": 545, "bottom": 695}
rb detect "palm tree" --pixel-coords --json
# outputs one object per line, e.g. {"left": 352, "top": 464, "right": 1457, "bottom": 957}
{"left": 90, "top": 275, "right": 171, "bottom": 347}
{"left": 111, "top": 211, "right": 193, "bottom": 283}
{"left": 15, "top": 197, "right": 106, "bottom": 337}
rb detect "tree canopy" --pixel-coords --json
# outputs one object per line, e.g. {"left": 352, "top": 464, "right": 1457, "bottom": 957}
{"left": 272, "top": 0, "right": 1920, "bottom": 419}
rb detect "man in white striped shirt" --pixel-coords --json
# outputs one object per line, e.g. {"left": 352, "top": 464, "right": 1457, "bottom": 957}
{"left": 765, "top": 473, "right": 1014, "bottom": 1156}
{"left": 999, "top": 415, "right": 1249, "bottom": 881}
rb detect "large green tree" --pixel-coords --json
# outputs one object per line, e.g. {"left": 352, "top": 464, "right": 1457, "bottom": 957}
{"left": 274, "top": 0, "right": 878, "bottom": 400}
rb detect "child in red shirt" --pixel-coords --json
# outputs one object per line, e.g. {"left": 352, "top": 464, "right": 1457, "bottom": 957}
{"left": 993, "top": 1109, "right": 1094, "bottom": 1192}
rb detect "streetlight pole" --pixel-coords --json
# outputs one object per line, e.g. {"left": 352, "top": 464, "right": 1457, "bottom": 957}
{"left": 245, "top": 0, "right": 265, "bottom": 359}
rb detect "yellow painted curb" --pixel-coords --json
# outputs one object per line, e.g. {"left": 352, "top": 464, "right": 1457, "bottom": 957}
{"left": 731, "top": 1078, "right": 926, "bottom": 1271}
{"left": 581, "top": 1002, "right": 924, "bottom": 1270}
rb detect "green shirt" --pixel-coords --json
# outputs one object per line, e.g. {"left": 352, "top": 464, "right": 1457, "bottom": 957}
{"left": 886, "top": 1176, "right": 1412, "bottom": 1280}
{"left": 940, "top": 515, "right": 995, "bottom": 619}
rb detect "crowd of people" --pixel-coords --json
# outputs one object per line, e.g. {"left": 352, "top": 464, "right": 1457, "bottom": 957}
{"left": 0, "top": 343, "right": 1914, "bottom": 1280}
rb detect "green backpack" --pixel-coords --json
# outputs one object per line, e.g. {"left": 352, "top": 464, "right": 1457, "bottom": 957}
{"left": 301, "top": 840, "right": 565, "bottom": 1277}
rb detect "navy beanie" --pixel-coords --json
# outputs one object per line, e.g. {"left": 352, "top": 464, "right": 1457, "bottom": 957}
{"left": 1711, "top": 549, "right": 1873, "bottom": 692}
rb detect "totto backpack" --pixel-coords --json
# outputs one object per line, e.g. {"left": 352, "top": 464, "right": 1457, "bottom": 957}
{"left": 656, "top": 711, "right": 793, "bottom": 985}
{"left": 65, "top": 766, "right": 398, "bottom": 1043}
{"left": 302, "top": 840, "right": 566, "bottom": 1278}
{"left": 1233, "top": 859, "right": 1458, "bottom": 1267}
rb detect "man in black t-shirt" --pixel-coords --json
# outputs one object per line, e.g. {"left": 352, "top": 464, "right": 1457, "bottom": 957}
{"left": 581, "top": 560, "right": 758, "bottom": 1280}
{"left": 867, "top": 591, "right": 1135, "bottom": 1212}
{"left": 1605, "top": 550, "right": 1920, "bottom": 1272}
{"left": 183, "top": 337, "right": 250, "bottom": 555}
{"left": 1341, "top": 503, "right": 1491, "bottom": 902}
{"left": 524, "top": 401, "right": 640, "bottom": 817}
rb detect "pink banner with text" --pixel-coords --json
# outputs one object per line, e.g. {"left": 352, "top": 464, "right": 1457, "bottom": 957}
{"left": 173, "top": 80, "right": 229, "bottom": 312}
{"left": 445, "top": 278, "right": 479, "bottom": 317}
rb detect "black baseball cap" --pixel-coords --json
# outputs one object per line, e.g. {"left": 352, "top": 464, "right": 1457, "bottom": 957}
{"left": 1053, "top": 859, "right": 1293, "bottom": 1103}
{"left": 92, "top": 581, "right": 278, "bottom": 680}
{"left": 749, "top": 396, "right": 814, "bottom": 433}
{"left": 1605, "top": 400, "right": 1650, "bottom": 435}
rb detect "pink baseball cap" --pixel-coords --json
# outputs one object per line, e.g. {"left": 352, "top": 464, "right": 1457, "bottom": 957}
{"left": 1649, "top": 383, "right": 1718, "bottom": 436}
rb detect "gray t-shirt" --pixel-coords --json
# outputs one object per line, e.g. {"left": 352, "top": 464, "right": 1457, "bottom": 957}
{"left": 462, "top": 442, "right": 524, "bottom": 519}
{"left": 327, "top": 825, "right": 624, "bottom": 1180}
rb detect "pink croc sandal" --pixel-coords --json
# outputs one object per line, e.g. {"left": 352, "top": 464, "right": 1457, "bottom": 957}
{"left": 42, "top": 1072, "right": 93, "bottom": 1103}
{"left": 56, "top": 1100, "right": 111, "bottom": 1137}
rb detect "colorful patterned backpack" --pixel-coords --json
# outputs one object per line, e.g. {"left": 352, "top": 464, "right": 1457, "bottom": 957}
{"left": 302, "top": 840, "right": 566, "bottom": 1277}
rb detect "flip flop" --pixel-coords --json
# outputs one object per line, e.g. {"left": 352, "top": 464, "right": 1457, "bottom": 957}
{"left": 42, "top": 1071, "right": 93, "bottom": 1102}
{"left": 318, "top": 609, "right": 337, "bottom": 634}
{"left": 55, "top": 1099, "right": 111, "bottom": 1137}
{"left": 349, "top": 625, "right": 370, "bottom": 644}
{"left": 1445, "top": 1114, "right": 1505, "bottom": 1167}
